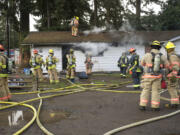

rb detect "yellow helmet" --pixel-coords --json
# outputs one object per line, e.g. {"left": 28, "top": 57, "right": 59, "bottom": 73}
{"left": 151, "top": 40, "right": 161, "bottom": 46}
{"left": 70, "top": 48, "right": 74, "bottom": 52}
{"left": 76, "top": 16, "right": 79, "bottom": 20}
{"left": 49, "top": 49, "right": 54, "bottom": 53}
{"left": 165, "top": 41, "right": 176, "bottom": 49}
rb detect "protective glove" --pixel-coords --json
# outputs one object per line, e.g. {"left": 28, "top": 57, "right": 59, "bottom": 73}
{"left": 129, "top": 70, "right": 132, "bottom": 75}
{"left": 168, "top": 71, "right": 178, "bottom": 83}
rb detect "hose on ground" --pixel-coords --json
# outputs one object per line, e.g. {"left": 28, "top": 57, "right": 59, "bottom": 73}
{"left": 36, "top": 92, "right": 54, "bottom": 135}
{"left": 0, "top": 101, "right": 37, "bottom": 135}
{"left": 104, "top": 109, "right": 180, "bottom": 135}
{"left": 103, "top": 89, "right": 179, "bottom": 135}
{"left": 0, "top": 89, "right": 84, "bottom": 110}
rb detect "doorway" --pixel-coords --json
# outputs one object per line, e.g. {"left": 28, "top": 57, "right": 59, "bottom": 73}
{"left": 62, "top": 46, "right": 71, "bottom": 70}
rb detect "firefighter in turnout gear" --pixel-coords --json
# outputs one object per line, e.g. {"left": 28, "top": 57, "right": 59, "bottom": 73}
{"left": 128, "top": 48, "right": 142, "bottom": 89}
{"left": 66, "top": 49, "right": 76, "bottom": 82}
{"left": 46, "top": 49, "right": 59, "bottom": 84}
{"left": 29, "top": 49, "right": 44, "bottom": 81}
{"left": 71, "top": 16, "right": 79, "bottom": 36}
{"left": 0, "top": 45, "right": 11, "bottom": 101}
{"left": 140, "top": 40, "right": 169, "bottom": 111}
{"left": 165, "top": 41, "right": 180, "bottom": 108}
{"left": 118, "top": 52, "right": 129, "bottom": 77}
{"left": 85, "top": 54, "right": 93, "bottom": 75}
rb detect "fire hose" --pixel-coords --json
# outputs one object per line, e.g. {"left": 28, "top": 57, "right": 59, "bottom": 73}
{"left": 0, "top": 78, "right": 176, "bottom": 135}
{"left": 0, "top": 101, "right": 37, "bottom": 135}
{"left": 103, "top": 89, "right": 180, "bottom": 135}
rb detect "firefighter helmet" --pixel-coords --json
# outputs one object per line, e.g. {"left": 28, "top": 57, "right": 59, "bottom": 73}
{"left": 70, "top": 48, "right": 74, "bottom": 53}
{"left": 33, "top": 49, "right": 38, "bottom": 54}
{"left": 151, "top": 40, "right": 161, "bottom": 46}
{"left": 165, "top": 41, "right": 176, "bottom": 49}
{"left": 129, "top": 48, "right": 136, "bottom": 53}
{"left": 0, "top": 44, "right": 5, "bottom": 51}
{"left": 76, "top": 16, "right": 79, "bottom": 20}
{"left": 49, "top": 49, "right": 54, "bottom": 53}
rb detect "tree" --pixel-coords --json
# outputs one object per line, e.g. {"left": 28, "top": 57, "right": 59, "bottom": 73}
{"left": 159, "top": 0, "right": 180, "bottom": 30}
{"left": 125, "top": 0, "right": 165, "bottom": 30}
{"left": 90, "top": 0, "right": 124, "bottom": 30}
{"left": 33, "top": 0, "right": 91, "bottom": 31}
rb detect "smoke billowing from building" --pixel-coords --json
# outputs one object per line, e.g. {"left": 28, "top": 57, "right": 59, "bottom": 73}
{"left": 75, "top": 20, "right": 145, "bottom": 56}
{"left": 83, "top": 27, "right": 106, "bottom": 35}
{"left": 73, "top": 42, "right": 109, "bottom": 56}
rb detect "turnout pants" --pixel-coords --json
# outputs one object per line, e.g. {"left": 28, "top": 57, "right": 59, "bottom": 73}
{"left": 48, "top": 69, "right": 59, "bottom": 83}
{"left": 140, "top": 78, "right": 161, "bottom": 108}
{"left": 33, "top": 68, "right": 43, "bottom": 81}
{"left": 66, "top": 67, "right": 75, "bottom": 79}
{"left": 132, "top": 71, "right": 141, "bottom": 88}
{"left": 167, "top": 79, "right": 179, "bottom": 105}
{"left": 120, "top": 67, "right": 127, "bottom": 76}
{"left": 86, "top": 64, "right": 92, "bottom": 75}
{"left": 72, "top": 26, "right": 78, "bottom": 36}
{"left": 0, "top": 77, "right": 11, "bottom": 101}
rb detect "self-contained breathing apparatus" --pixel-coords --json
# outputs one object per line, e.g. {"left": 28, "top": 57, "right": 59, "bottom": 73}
{"left": 0, "top": 54, "right": 13, "bottom": 74}
{"left": 31, "top": 55, "right": 40, "bottom": 68}
{"left": 148, "top": 52, "right": 162, "bottom": 75}
{"left": 48, "top": 56, "right": 54, "bottom": 66}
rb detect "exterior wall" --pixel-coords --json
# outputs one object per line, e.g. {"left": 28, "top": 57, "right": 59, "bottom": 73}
{"left": 75, "top": 45, "right": 145, "bottom": 72}
{"left": 173, "top": 40, "right": 180, "bottom": 55}
{"left": 31, "top": 44, "right": 146, "bottom": 73}
{"left": 31, "top": 46, "right": 62, "bottom": 73}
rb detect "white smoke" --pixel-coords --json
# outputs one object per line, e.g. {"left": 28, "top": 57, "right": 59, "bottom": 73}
{"left": 74, "top": 42, "right": 109, "bottom": 56}
{"left": 119, "top": 20, "right": 135, "bottom": 32}
{"left": 83, "top": 26, "right": 106, "bottom": 35}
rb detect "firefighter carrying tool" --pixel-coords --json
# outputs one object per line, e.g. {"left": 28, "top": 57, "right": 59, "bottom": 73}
{"left": 85, "top": 54, "right": 93, "bottom": 75}
{"left": 29, "top": 49, "right": 44, "bottom": 82}
{"left": 66, "top": 49, "right": 76, "bottom": 83}
{"left": 70, "top": 16, "right": 79, "bottom": 36}
{"left": 165, "top": 41, "right": 180, "bottom": 108}
{"left": 118, "top": 52, "right": 129, "bottom": 78}
{"left": 46, "top": 49, "right": 59, "bottom": 84}
{"left": 128, "top": 48, "right": 142, "bottom": 89}
{"left": 0, "top": 44, "right": 11, "bottom": 101}
{"left": 140, "top": 40, "right": 169, "bottom": 111}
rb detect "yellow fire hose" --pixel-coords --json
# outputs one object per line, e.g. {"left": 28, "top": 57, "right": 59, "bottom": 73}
{"left": 0, "top": 77, "right": 174, "bottom": 135}
{"left": 12, "top": 85, "right": 76, "bottom": 95}
{"left": 36, "top": 92, "right": 54, "bottom": 135}
{"left": 104, "top": 109, "right": 180, "bottom": 135}
{"left": 0, "top": 89, "right": 85, "bottom": 135}
{"left": 0, "top": 101, "right": 37, "bottom": 135}
{"left": 103, "top": 89, "right": 180, "bottom": 135}
{"left": 0, "top": 90, "right": 84, "bottom": 110}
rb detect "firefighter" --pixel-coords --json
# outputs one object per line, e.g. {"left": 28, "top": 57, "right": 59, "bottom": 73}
{"left": 140, "top": 40, "right": 169, "bottom": 111}
{"left": 118, "top": 52, "right": 129, "bottom": 77}
{"left": 85, "top": 54, "right": 93, "bottom": 75}
{"left": 71, "top": 16, "right": 79, "bottom": 36}
{"left": 165, "top": 41, "right": 180, "bottom": 108}
{"left": 128, "top": 48, "right": 142, "bottom": 89}
{"left": 66, "top": 48, "right": 76, "bottom": 82}
{"left": 29, "top": 49, "right": 44, "bottom": 81}
{"left": 46, "top": 49, "right": 59, "bottom": 84}
{"left": 0, "top": 44, "right": 11, "bottom": 101}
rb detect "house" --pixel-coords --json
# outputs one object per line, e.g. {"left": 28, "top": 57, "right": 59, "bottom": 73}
{"left": 22, "top": 31, "right": 180, "bottom": 72}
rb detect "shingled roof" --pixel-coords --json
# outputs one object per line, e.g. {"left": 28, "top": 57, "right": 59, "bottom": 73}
{"left": 21, "top": 31, "right": 180, "bottom": 45}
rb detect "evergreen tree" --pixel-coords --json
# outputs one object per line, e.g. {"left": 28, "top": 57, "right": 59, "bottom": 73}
{"left": 159, "top": 0, "right": 180, "bottom": 30}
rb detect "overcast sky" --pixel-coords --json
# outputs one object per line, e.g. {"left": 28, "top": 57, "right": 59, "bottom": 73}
{"left": 30, "top": 1, "right": 162, "bottom": 31}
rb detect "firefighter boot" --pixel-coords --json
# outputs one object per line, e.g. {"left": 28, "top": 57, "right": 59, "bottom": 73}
{"left": 151, "top": 108, "right": 160, "bottom": 111}
{"left": 70, "top": 79, "right": 75, "bottom": 83}
{"left": 139, "top": 106, "right": 146, "bottom": 111}
{"left": 171, "top": 104, "right": 179, "bottom": 109}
